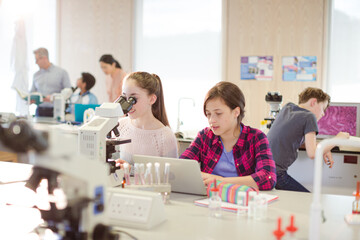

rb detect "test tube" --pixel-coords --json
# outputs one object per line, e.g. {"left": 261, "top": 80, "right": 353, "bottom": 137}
{"left": 139, "top": 163, "right": 146, "bottom": 185}
{"left": 154, "top": 162, "right": 161, "bottom": 185}
{"left": 123, "top": 162, "right": 131, "bottom": 185}
{"left": 134, "top": 163, "right": 140, "bottom": 185}
{"left": 254, "top": 194, "right": 267, "bottom": 221}
{"left": 163, "top": 163, "right": 170, "bottom": 184}
{"left": 237, "top": 191, "right": 246, "bottom": 217}
{"left": 144, "top": 162, "right": 153, "bottom": 185}
{"left": 247, "top": 191, "right": 257, "bottom": 219}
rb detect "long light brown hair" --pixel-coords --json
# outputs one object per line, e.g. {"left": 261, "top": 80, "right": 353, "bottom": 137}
{"left": 126, "top": 72, "right": 170, "bottom": 127}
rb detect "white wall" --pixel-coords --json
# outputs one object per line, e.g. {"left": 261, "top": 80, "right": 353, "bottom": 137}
{"left": 58, "top": 0, "right": 133, "bottom": 104}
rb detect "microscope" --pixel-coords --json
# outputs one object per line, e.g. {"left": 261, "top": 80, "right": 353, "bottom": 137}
{"left": 0, "top": 120, "right": 117, "bottom": 239}
{"left": 264, "top": 92, "right": 283, "bottom": 129}
{"left": 78, "top": 96, "right": 136, "bottom": 186}
{"left": 26, "top": 128, "right": 115, "bottom": 239}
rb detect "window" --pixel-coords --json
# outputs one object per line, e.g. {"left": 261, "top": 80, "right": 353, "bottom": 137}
{"left": 327, "top": 0, "right": 360, "bottom": 102}
{"left": 0, "top": 0, "right": 56, "bottom": 114}
{"left": 134, "top": 0, "right": 222, "bottom": 135}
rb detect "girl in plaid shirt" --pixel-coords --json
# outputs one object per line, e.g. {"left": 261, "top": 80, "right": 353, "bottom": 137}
{"left": 180, "top": 82, "right": 276, "bottom": 190}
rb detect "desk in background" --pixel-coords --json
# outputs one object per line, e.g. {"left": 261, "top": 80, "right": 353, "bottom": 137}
{"left": 288, "top": 148, "right": 360, "bottom": 195}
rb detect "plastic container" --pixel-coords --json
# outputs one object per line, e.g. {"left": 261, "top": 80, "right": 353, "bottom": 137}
{"left": 209, "top": 188, "right": 222, "bottom": 218}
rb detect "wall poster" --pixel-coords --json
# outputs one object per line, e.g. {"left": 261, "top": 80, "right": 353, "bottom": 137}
{"left": 282, "top": 56, "right": 317, "bottom": 81}
{"left": 240, "top": 56, "right": 273, "bottom": 81}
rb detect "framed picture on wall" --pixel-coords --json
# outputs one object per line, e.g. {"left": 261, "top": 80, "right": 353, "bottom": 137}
{"left": 282, "top": 56, "right": 317, "bottom": 81}
{"left": 240, "top": 56, "right": 273, "bottom": 81}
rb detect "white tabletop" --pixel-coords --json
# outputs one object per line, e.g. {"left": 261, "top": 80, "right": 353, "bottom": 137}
{"left": 0, "top": 162, "right": 359, "bottom": 240}
{"left": 115, "top": 191, "right": 359, "bottom": 240}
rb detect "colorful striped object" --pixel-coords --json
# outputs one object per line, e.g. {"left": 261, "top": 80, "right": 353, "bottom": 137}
{"left": 207, "top": 180, "right": 256, "bottom": 204}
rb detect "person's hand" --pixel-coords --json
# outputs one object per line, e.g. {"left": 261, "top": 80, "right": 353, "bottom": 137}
{"left": 336, "top": 132, "right": 350, "bottom": 139}
{"left": 323, "top": 151, "right": 334, "bottom": 168}
{"left": 201, "top": 172, "right": 223, "bottom": 186}
{"left": 115, "top": 159, "right": 131, "bottom": 171}
{"left": 43, "top": 95, "right": 51, "bottom": 102}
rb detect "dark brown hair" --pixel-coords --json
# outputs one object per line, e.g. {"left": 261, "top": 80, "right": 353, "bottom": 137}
{"left": 99, "top": 54, "right": 122, "bottom": 69}
{"left": 81, "top": 72, "right": 96, "bottom": 91}
{"left": 203, "top": 81, "right": 245, "bottom": 125}
{"left": 298, "top": 87, "right": 331, "bottom": 108}
{"left": 126, "top": 72, "right": 170, "bottom": 127}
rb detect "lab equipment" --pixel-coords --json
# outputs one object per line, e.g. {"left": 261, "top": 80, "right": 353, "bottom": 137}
{"left": 154, "top": 162, "right": 161, "bottom": 185}
{"left": 317, "top": 102, "right": 360, "bottom": 138}
{"left": 208, "top": 180, "right": 222, "bottom": 218}
{"left": 107, "top": 188, "right": 166, "bottom": 229}
{"left": 78, "top": 96, "right": 135, "bottom": 186}
{"left": 164, "top": 162, "right": 170, "bottom": 184}
{"left": 273, "top": 217, "right": 285, "bottom": 240}
{"left": 0, "top": 119, "right": 48, "bottom": 153}
{"left": 53, "top": 87, "right": 77, "bottom": 122}
{"left": 26, "top": 128, "right": 113, "bottom": 239}
{"left": 254, "top": 194, "right": 268, "bottom": 221}
{"left": 247, "top": 191, "right": 257, "bottom": 219}
{"left": 133, "top": 155, "right": 207, "bottom": 195}
{"left": 309, "top": 137, "right": 360, "bottom": 239}
{"left": 237, "top": 191, "right": 246, "bottom": 216}
{"left": 123, "top": 162, "right": 131, "bottom": 185}
{"left": 176, "top": 97, "right": 195, "bottom": 133}
{"left": 53, "top": 93, "right": 65, "bottom": 121}
{"left": 286, "top": 215, "right": 298, "bottom": 239}
{"left": 139, "top": 163, "right": 146, "bottom": 185}
{"left": 144, "top": 162, "right": 153, "bottom": 185}
{"left": 134, "top": 163, "right": 140, "bottom": 185}
{"left": 264, "top": 91, "right": 283, "bottom": 129}
{"left": 352, "top": 181, "right": 360, "bottom": 214}
{"left": 0, "top": 112, "right": 16, "bottom": 124}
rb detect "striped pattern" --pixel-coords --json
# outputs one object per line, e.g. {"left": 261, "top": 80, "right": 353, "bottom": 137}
{"left": 207, "top": 180, "right": 256, "bottom": 204}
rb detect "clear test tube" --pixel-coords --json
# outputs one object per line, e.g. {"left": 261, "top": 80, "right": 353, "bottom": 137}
{"left": 123, "top": 162, "right": 131, "bottom": 185}
{"left": 254, "top": 194, "right": 268, "bottom": 221}
{"left": 237, "top": 191, "right": 246, "bottom": 217}
{"left": 145, "top": 163, "right": 153, "bottom": 185}
{"left": 163, "top": 163, "right": 170, "bottom": 184}
{"left": 139, "top": 163, "right": 146, "bottom": 185}
{"left": 134, "top": 163, "right": 140, "bottom": 185}
{"left": 247, "top": 191, "right": 257, "bottom": 219}
{"left": 154, "top": 162, "right": 161, "bottom": 185}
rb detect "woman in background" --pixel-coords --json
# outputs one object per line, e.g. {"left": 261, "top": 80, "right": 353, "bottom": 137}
{"left": 116, "top": 72, "right": 178, "bottom": 166}
{"left": 99, "top": 54, "right": 127, "bottom": 102}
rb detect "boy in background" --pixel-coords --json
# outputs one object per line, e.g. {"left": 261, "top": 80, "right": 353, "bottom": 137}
{"left": 267, "top": 87, "right": 349, "bottom": 192}
{"left": 70, "top": 72, "right": 98, "bottom": 105}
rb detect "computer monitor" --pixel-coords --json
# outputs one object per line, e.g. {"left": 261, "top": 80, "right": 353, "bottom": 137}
{"left": 317, "top": 102, "right": 360, "bottom": 138}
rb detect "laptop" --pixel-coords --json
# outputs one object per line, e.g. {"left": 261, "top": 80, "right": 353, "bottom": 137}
{"left": 132, "top": 155, "right": 207, "bottom": 196}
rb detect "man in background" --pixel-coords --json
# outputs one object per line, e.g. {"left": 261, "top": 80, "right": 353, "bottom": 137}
{"left": 31, "top": 47, "right": 71, "bottom": 102}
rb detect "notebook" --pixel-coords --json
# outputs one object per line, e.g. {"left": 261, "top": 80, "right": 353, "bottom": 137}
{"left": 132, "top": 155, "right": 207, "bottom": 195}
{"left": 194, "top": 193, "right": 279, "bottom": 213}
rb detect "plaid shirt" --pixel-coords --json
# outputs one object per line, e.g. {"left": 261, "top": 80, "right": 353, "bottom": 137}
{"left": 180, "top": 123, "right": 276, "bottom": 190}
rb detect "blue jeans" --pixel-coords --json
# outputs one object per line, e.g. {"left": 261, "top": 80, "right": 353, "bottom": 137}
{"left": 275, "top": 171, "right": 310, "bottom": 192}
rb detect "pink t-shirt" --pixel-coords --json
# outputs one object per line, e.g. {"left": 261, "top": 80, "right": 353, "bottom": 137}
{"left": 117, "top": 117, "right": 179, "bottom": 165}
{"left": 106, "top": 68, "right": 126, "bottom": 102}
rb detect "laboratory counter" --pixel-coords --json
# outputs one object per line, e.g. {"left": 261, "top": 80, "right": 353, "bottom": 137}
{"left": 0, "top": 162, "right": 359, "bottom": 240}
{"left": 116, "top": 190, "right": 359, "bottom": 240}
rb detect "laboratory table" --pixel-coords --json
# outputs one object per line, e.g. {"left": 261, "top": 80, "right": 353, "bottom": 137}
{"left": 116, "top": 190, "right": 359, "bottom": 240}
{"left": 0, "top": 162, "right": 359, "bottom": 240}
